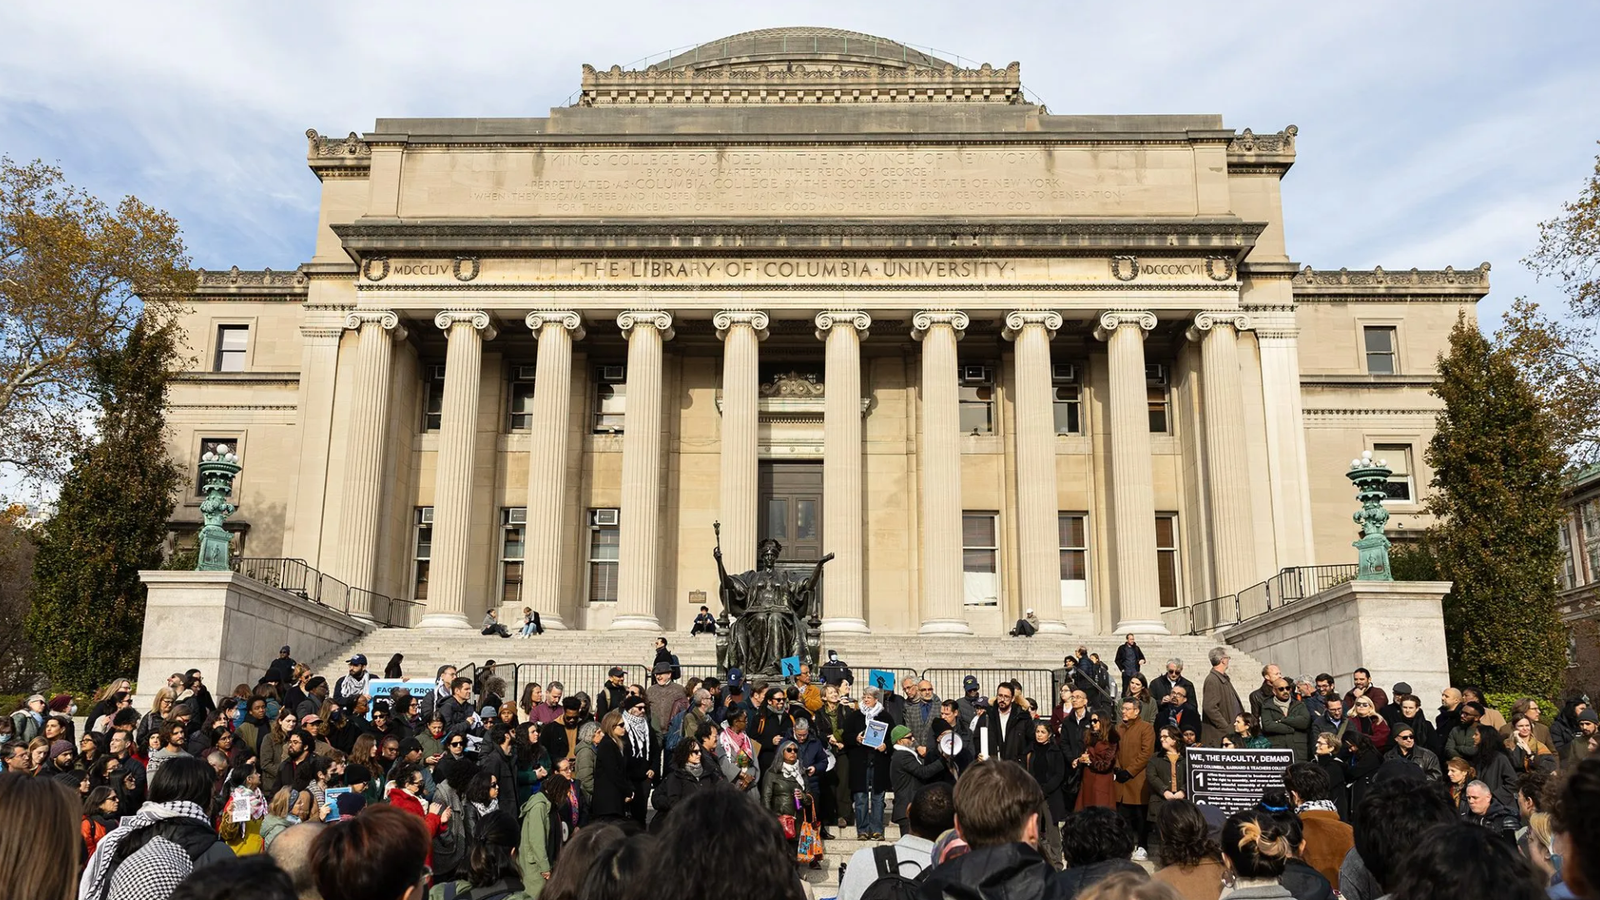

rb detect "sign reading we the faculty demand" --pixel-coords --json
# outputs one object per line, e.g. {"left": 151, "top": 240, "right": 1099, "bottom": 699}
{"left": 1185, "top": 747, "right": 1296, "bottom": 817}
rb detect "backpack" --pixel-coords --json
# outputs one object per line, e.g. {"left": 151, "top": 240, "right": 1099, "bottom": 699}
{"left": 665, "top": 706, "right": 689, "bottom": 752}
{"left": 858, "top": 845, "right": 930, "bottom": 900}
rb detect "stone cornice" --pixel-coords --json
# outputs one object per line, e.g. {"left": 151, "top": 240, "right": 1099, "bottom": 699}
{"left": 525, "top": 310, "right": 586, "bottom": 341}
{"left": 1002, "top": 310, "right": 1063, "bottom": 341}
{"left": 332, "top": 218, "right": 1266, "bottom": 259}
{"left": 174, "top": 372, "right": 301, "bottom": 386}
{"left": 306, "top": 129, "right": 372, "bottom": 181}
{"left": 193, "top": 266, "right": 309, "bottom": 299}
{"left": 1292, "top": 263, "right": 1490, "bottom": 298}
{"left": 579, "top": 60, "right": 1024, "bottom": 106}
{"left": 1225, "top": 126, "right": 1297, "bottom": 178}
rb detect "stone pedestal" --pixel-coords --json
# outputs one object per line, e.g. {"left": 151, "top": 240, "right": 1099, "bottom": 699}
{"left": 611, "top": 311, "right": 673, "bottom": 632}
{"left": 1223, "top": 579, "right": 1454, "bottom": 710}
{"left": 816, "top": 311, "right": 871, "bottom": 634}
{"left": 913, "top": 311, "right": 971, "bottom": 635}
{"left": 523, "top": 311, "right": 585, "bottom": 630}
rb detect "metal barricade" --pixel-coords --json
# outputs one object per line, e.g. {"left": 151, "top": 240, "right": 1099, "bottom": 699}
{"left": 921, "top": 668, "right": 1056, "bottom": 710}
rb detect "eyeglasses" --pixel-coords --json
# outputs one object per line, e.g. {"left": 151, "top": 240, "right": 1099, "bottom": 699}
{"left": 448, "top": 740, "right": 464, "bottom": 748}
{"left": 1398, "top": 734, "right": 1415, "bottom": 740}
{"left": 783, "top": 748, "right": 797, "bottom": 754}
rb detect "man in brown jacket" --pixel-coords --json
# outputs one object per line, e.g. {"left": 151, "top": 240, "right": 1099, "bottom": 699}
{"left": 1201, "top": 647, "right": 1244, "bottom": 747}
{"left": 1115, "top": 698, "right": 1156, "bottom": 859}
{"left": 1284, "top": 761, "right": 1353, "bottom": 887}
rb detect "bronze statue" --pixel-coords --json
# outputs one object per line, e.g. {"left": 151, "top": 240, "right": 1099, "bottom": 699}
{"left": 713, "top": 521, "right": 832, "bottom": 678}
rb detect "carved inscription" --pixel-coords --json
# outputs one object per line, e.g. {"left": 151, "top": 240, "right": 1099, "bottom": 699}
{"left": 575, "top": 259, "right": 1017, "bottom": 280}
{"left": 407, "top": 147, "right": 1196, "bottom": 217}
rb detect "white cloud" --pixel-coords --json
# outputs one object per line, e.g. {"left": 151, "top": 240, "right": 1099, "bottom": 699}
{"left": 1, "top": 0, "right": 1597, "bottom": 331}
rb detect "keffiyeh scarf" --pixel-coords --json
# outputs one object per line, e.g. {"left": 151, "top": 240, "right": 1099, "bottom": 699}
{"left": 1296, "top": 799, "right": 1339, "bottom": 815}
{"left": 622, "top": 710, "right": 651, "bottom": 760}
{"left": 79, "top": 800, "right": 211, "bottom": 900}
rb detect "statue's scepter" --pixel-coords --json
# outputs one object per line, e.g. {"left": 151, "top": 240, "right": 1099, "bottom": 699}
{"left": 711, "top": 521, "right": 731, "bottom": 624}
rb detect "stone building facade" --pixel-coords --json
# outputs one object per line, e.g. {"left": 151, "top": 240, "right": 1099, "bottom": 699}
{"left": 164, "top": 28, "right": 1488, "bottom": 636}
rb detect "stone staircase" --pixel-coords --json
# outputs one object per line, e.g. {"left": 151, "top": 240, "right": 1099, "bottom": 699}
{"left": 313, "top": 628, "right": 1265, "bottom": 705}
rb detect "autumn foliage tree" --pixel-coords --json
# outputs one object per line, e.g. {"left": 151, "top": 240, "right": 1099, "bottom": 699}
{"left": 1424, "top": 314, "right": 1568, "bottom": 697}
{"left": 25, "top": 317, "right": 185, "bottom": 691}
{"left": 1499, "top": 145, "right": 1600, "bottom": 461}
{"left": 0, "top": 157, "right": 192, "bottom": 488}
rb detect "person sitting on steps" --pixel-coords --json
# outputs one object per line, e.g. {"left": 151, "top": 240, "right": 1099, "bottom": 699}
{"left": 690, "top": 605, "right": 718, "bottom": 636}
{"left": 481, "top": 608, "right": 511, "bottom": 638}
{"left": 1010, "top": 609, "right": 1039, "bottom": 638}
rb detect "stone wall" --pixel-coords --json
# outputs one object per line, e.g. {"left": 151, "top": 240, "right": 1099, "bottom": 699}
{"left": 1223, "top": 580, "right": 1453, "bottom": 705}
{"left": 134, "top": 571, "right": 371, "bottom": 707}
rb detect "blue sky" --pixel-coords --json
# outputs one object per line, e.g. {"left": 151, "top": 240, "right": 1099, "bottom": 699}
{"left": 3, "top": 1, "right": 1598, "bottom": 328}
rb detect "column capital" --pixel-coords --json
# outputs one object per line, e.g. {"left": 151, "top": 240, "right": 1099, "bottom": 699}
{"left": 1002, "top": 310, "right": 1063, "bottom": 341}
{"left": 525, "top": 310, "right": 586, "bottom": 341}
{"left": 1093, "top": 310, "right": 1157, "bottom": 342}
{"left": 911, "top": 310, "right": 969, "bottom": 342}
{"left": 1185, "top": 311, "right": 1252, "bottom": 343}
{"left": 617, "top": 310, "right": 675, "bottom": 342}
{"left": 344, "top": 309, "right": 408, "bottom": 341}
{"left": 434, "top": 309, "right": 498, "bottom": 341}
{"left": 713, "top": 310, "right": 770, "bottom": 341}
{"left": 814, "top": 310, "right": 872, "bottom": 341}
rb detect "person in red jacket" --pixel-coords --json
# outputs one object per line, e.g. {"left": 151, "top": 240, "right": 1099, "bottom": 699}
{"left": 384, "top": 760, "right": 450, "bottom": 867}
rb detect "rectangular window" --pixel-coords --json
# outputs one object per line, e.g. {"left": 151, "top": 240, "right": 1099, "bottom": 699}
{"left": 215, "top": 326, "right": 249, "bottom": 372}
{"left": 1059, "top": 513, "right": 1088, "bottom": 607}
{"left": 1147, "top": 364, "right": 1170, "bottom": 434}
{"left": 499, "top": 508, "right": 525, "bottom": 604}
{"left": 1374, "top": 443, "right": 1415, "bottom": 503}
{"left": 412, "top": 507, "right": 433, "bottom": 601}
{"left": 1156, "top": 514, "right": 1180, "bottom": 608}
{"left": 1560, "top": 519, "right": 1577, "bottom": 590}
{"left": 1053, "top": 365, "right": 1081, "bottom": 435}
{"left": 588, "top": 510, "right": 620, "bottom": 603}
{"left": 958, "top": 365, "right": 995, "bottom": 435}
{"left": 593, "top": 366, "right": 627, "bottom": 433}
{"left": 508, "top": 368, "right": 536, "bottom": 432}
{"left": 1364, "top": 326, "right": 1398, "bottom": 375}
{"left": 1583, "top": 500, "right": 1600, "bottom": 584}
{"left": 422, "top": 366, "right": 445, "bottom": 432}
{"left": 962, "top": 512, "right": 999, "bottom": 606}
{"left": 196, "top": 437, "right": 235, "bottom": 495}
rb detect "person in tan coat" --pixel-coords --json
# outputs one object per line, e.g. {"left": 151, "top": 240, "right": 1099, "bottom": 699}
{"left": 1284, "top": 760, "right": 1353, "bottom": 887}
{"left": 1115, "top": 698, "right": 1156, "bottom": 859}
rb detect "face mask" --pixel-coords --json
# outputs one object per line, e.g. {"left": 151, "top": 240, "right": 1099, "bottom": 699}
{"left": 1551, "top": 853, "right": 1564, "bottom": 874}
{"left": 286, "top": 814, "right": 302, "bottom": 825}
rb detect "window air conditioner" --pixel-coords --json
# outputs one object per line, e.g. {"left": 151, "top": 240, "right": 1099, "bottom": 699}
{"left": 507, "top": 508, "right": 527, "bottom": 525}
{"left": 592, "top": 508, "right": 620, "bottom": 527}
{"left": 514, "top": 366, "right": 538, "bottom": 381}
{"left": 961, "top": 366, "right": 991, "bottom": 385}
{"left": 428, "top": 365, "right": 447, "bottom": 381}
{"left": 419, "top": 508, "right": 435, "bottom": 524}
{"left": 1052, "top": 364, "right": 1077, "bottom": 383}
{"left": 598, "top": 366, "right": 626, "bottom": 383}
{"left": 1145, "top": 363, "right": 1167, "bottom": 386}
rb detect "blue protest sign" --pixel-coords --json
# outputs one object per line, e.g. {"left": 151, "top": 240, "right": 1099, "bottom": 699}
{"left": 780, "top": 656, "right": 802, "bottom": 677}
{"left": 868, "top": 669, "right": 896, "bottom": 692}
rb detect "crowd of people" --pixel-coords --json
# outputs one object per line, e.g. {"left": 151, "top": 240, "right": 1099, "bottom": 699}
{"left": 2, "top": 633, "right": 1598, "bottom": 900}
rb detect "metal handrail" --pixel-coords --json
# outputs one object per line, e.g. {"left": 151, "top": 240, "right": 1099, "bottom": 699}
{"left": 1169, "top": 564, "right": 1360, "bottom": 637}
{"left": 231, "top": 558, "right": 416, "bottom": 628}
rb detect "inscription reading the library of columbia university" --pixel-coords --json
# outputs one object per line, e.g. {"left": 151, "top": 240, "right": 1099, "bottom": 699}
{"left": 447, "top": 148, "right": 1157, "bottom": 216}
{"left": 576, "top": 259, "right": 1016, "bottom": 281}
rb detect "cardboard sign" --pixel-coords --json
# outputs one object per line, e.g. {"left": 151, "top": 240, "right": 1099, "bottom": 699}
{"left": 780, "top": 656, "right": 802, "bottom": 677}
{"left": 1185, "top": 747, "right": 1297, "bottom": 816}
{"left": 229, "top": 788, "right": 253, "bottom": 823}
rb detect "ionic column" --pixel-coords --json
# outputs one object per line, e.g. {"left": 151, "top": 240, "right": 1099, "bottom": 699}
{"left": 815, "top": 311, "right": 872, "bottom": 634}
{"left": 421, "top": 310, "right": 497, "bottom": 629}
{"left": 1004, "top": 310, "right": 1068, "bottom": 634}
{"left": 610, "top": 311, "right": 674, "bottom": 632}
{"left": 912, "top": 311, "right": 971, "bottom": 635}
{"left": 1093, "top": 311, "right": 1168, "bottom": 634}
{"left": 338, "top": 310, "right": 408, "bottom": 619}
{"left": 1188, "top": 312, "right": 1259, "bottom": 594}
{"left": 714, "top": 310, "right": 769, "bottom": 576}
{"left": 523, "top": 310, "right": 586, "bottom": 630}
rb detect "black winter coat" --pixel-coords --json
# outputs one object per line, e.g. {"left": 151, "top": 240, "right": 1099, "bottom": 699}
{"left": 1054, "top": 858, "right": 1145, "bottom": 898}
{"left": 890, "top": 747, "right": 949, "bottom": 823}
{"left": 979, "top": 705, "right": 1033, "bottom": 764}
{"left": 917, "top": 842, "right": 1065, "bottom": 900}
{"left": 650, "top": 764, "right": 710, "bottom": 820}
{"left": 843, "top": 708, "right": 893, "bottom": 794}
{"left": 1027, "top": 741, "right": 1069, "bottom": 823}
{"left": 590, "top": 738, "right": 630, "bottom": 819}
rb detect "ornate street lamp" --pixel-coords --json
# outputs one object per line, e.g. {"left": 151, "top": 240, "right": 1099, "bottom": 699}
{"left": 1347, "top": 450, "right": 1393, "bottom": 581}
{"left": 196, "top": 445, "right": 241, "bottom": 571}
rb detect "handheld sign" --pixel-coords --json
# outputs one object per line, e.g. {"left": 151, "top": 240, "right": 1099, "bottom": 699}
{"left": 868, "top": 669, "right": 896, "bottom": 692}
{"left": 1185, "top": 746, "right": 1296, "bottom": 816}
{"left": 363, "top": 679, "right": 433, "bottom": 720}
{"left": 323, "top": 787, "right": 353, "bottom": 821}
{"left": 862, "top": 719, "right": 889, "bottom": 749}
{"left": 780, "top": 656, "right": 802, "bottom": 677}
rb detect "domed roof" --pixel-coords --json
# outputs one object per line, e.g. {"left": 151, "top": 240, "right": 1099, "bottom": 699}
{"left": 656, "top": 27, "right": 955, "bottom": 72}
